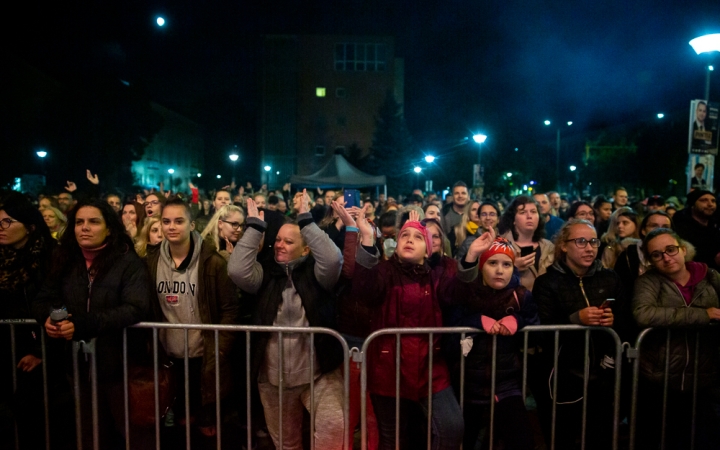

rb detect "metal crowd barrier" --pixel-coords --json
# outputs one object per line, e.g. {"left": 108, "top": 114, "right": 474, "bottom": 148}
{"left": 359, "top": 325, "right": 623, "bottom": 450}
{"left": 2, "top": 320, "right": 351, "bottom": 450}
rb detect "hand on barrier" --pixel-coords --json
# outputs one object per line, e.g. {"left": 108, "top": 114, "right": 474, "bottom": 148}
{"left": 45, "top": 315, "right": 75, "bottom": 340}
{"left": 17, "top": 354, "right": 42, "bottom": 372}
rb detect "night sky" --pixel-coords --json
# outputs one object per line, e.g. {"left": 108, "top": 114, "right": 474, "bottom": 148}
{"left": 7, "top": 0, "right": 720, "bottom": 192}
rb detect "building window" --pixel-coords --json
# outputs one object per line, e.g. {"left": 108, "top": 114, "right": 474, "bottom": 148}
{"left": 315, "top": 146, "right": 326, "bottom": 156}
{"left": 334, "top": 43, "right": 387, "bottom": 72}
{"left": 316, "top": 87, "right": 326, "bottom": 97}
{"left": 336, "top": 87, "right": 347, "bottom": 98}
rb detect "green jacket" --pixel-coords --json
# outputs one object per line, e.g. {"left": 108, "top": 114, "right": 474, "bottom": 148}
{"left": 146, "top": 235, "right": 239, "bottom": 405}
{"left": 632, "top": 266, "right": 720, "bottom": 390}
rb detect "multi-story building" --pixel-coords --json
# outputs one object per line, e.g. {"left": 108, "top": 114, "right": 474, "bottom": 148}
{"left": 132, "top": 102, "right": 204, "bottom": 190}
{"left": 259, "top": 34, "right": 404, "bottom": 188}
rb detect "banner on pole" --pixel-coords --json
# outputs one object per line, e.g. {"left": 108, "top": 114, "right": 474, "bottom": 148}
{"left": 688, "top": 100, "right": 719, "bottom": 155}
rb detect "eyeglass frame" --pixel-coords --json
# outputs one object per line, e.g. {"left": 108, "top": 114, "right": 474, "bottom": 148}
{"left": 649, "top": 245, "right": 681, "bottom": 262}
{"left": 564, "top": 237, "right": 601, "bottom": 248}
{"left": 220, "top": 219, "right": 243, "bottom": 230}
{"left": 0, "top": 218, "right": 20, "bottom": 230}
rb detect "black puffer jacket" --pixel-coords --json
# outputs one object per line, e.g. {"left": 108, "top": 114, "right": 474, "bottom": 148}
{"left": 632, "top": 264, "right": 720, "bottom": 390}
{"left": 445, "top": 274, "right": 539, "bottom": 404}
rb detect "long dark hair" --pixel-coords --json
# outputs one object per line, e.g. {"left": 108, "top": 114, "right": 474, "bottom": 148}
{"left": 51, "top": 200, "right": 135, "bottom": 280}
{"left": 498, "top": 195, "right": 546, "bottom": 242}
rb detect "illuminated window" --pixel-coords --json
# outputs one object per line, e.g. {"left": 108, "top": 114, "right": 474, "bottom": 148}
{"left": 316, "top": 87, "right": 326, "bottom": 97}
{"left": 335, "top": 43, "right": 387, "bottom": 71}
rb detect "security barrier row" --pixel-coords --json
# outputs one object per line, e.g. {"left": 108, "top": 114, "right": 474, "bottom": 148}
{"left": 1, "top": 320, "right": 717, "bottom": 450}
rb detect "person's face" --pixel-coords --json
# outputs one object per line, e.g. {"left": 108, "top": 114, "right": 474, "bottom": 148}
{"left": 38, "top": 198, "right": 52, "bottom": 211}
{"left": 533, "top": 195, "right": 551, "bottom": 215}
{"left": 202, "top": 199, "right": 211, "bottom": 212}
{"left": 148, "top": 222, "right": 164, "bottom": 245}
{"left": 145, "top": 195, "right": 162, "bottom": 217}
{"left": 425, "top": 223, "right": 443, "bottom": 255}
{"left": 74, "top": 206, "right": 109, "bottom": 250}
{"left": 218, "top": 211, "right": 243, "bottom": 243}
{"left": 482, "top": 254, "right": 514, "bottom": 290}
{"left": 214, "top": 191, "right": 231, "bottom": 211}
{"left": 616, "top": 216, "right": 637, "bottom": 238}
{"left": 396, "top": 227, "right": 427, "bottom": 264}
{"left": 549, "top": 193, "right": 561, "bottom": 209}
{"left": 107, "top": 196, "right": 121, "bottom": 213}
{"left": 324, "top": 190, "right": 336, "bottom": 205}
{"left": 381, "top": 226, "right": 395, "bottom": 240}
{"left": 58, "top": 193, "right": 73, "bottom": 212}
{"left": 696, "top": 103, "right": 707, "bottom": 122}
{"left": 253, "top": 195, "right": 266, "bottom": 209}
{"left": 643, "top": 214, "right": 672, "bottom": 236}
{"left": 379, "top": 194, "right": 386, "bottom": 202}
{"left": 274, "top": 224, "right": 309, "bottom": 263}
{"left": 278, "top": 200, "right": 287, "bottom": 213}
{"left": 614, "top": 190, "right": 628, "bottom": 207}
{"left": 424, "top": 205, "right": 441, "bottom": 220}
{"left": 452, "top": 187, "right": 469, "bottom": 207}
{"left": 647, "top": 234, "right": 686, "bottom": 278}
{"left": 666, "top": 207, "right": 677, "bottom": 218}
{"left": 562, "top": 224, "right": 598, "bottom": 273}
{"left": 561, "top": 199, "right": 569, "bottom": 209}
{"left": 597, "top": 202, "right": 612, "bottom": 221}
{"left": 480, "top": 205, "right": 498, "bottom": 230}
{"left": 695, "top": 166, "right": 705, "bottom": 178}
{"left": 514, "top": 203, "right": 539, "bottom": 235}
{"left": 469, "top": 202, "right": 481, "bottom": 225}
{"left": 42, "top": 210, "right": 58, "bottom": 229}
{"left": 122, "top": 204, "right": 137, "bottom": 225}
{"left": 693, "top": 194, "right": 717, "bottom": 219}
{"left": 0, "top": 210, "right": 30, "bottom": 249}
{"left": 574, "top": 205, "right": 595, "bottom": 222}
{"left": 161, "top": 205, "right": 194, "bottom": 245}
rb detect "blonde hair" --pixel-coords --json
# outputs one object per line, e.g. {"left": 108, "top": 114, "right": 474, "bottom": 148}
{"left": 201, "top": 204, "right": 245, "bottom": 252}
{"left": 554, "top": 219, "right": 596, "bottom": 261}
{"left": 42, "top": 206, "right": 67, "bottom": 238}
{"left": 134, "top": 216, "right": 162, "bottom": 258}
{"left": 453, "top": 200, "right": 480, "bottom": 250}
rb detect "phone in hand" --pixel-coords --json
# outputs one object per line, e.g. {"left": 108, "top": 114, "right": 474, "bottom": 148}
{"left": 344, "top": 189, "right": 361, "bottom": 208}
{"left": 598, "top": 298, "right": 615, "bottom": 310}
{"left": 520, "top": 246, "right": 535, "bottom": 257}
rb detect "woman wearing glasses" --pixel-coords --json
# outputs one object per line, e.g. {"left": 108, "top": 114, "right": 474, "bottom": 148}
{"left": 532, "top": 219, "right": 624, "bottom": 450}
{"left": 453, "top": 202, "right": 501, "bottom": 262}
{"left": 200, "top": 204, "right": 245, "bottom": 261}
{"left": 567, "top": 200, "right": 595, "bottom": 222}
{"left": 632, "top": 228, "right": 720, "bottom": 448}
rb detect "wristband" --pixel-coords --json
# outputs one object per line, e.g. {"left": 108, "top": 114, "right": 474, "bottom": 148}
{"left": 346, "top": 226, "right": 359, "bottom": 233}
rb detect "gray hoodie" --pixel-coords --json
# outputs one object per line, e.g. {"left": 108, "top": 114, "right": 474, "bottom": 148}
{"left": 156, "top": 231, "right": 204, "bottom": 358}
{"left": 228, "top": 212, "right": 342, "bottom": 387}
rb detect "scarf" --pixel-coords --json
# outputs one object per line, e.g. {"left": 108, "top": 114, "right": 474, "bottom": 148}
{"left": 0, "top": 237, "right": 45, "bottom": 292}
{"left": 466, "top": 221, "right": 479, "bottom": 236}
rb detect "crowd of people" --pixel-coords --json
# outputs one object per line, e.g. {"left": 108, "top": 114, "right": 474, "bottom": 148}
{"left": 1, "top": 172, "right": 720, "bottom": 450}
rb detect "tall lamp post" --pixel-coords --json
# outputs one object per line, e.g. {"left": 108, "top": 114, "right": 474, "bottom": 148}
{"left": 36, "top": 150, "right": 48, "bottom": 185}
{"left": 544, "top": 120, "right": 573, "bottom": 192}
{"left": 229, "top": 150, "right": 239, "bottom": 185}
{"left": 472, "top": 134, "right": 488, "bottom": 189}
{"left": 688, "top": 34, "right": 720, "bottom": 192}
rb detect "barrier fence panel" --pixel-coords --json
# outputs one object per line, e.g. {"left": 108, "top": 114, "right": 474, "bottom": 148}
{"left": 627, "top": 327, "right": 716, "bottom": 450}
{"left": 359, "top": 325, "right": 624, "bottom": 450}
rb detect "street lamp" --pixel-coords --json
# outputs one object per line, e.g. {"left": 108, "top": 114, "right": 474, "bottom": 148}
{"left": 689, "top": 34, "right": 720, "bottom": 100}
{"left": 424, "top": 155, "right": 436, "bottom": 163}
{"left": 569, "top": 165, "right": 577, "bottom": 172}
{"left": 229, "top": 154, "right": 239, "bottom": 162}
{"left": 167, "top": 168, "right": 175, "bottom": 174}
{"left": 413, "top": 166, "right": 422, "bottom": 174}
{"left": 216, "top": 174, "right": 221, "bottom": 179}
{"left": 156, "top": 17, "right": 165, "bottom": 27}
{"left": 544, "top": 120, "right": 573, "bottom": 192}
{"left": 264, "top": 165, "right": 271, "bottom": 172}
{"left": 36, "top": 151, "right": 47, "bottom": 158}
{"left": 657, "top": 113, "right": 665, "bottom": 119}
{"left": 472, "top": 134, "right": 487, "bottom": 144}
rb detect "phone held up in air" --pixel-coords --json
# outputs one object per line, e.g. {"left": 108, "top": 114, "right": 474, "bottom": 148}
{"left": 344, "top": 189, "right": 361, "bottom": 208}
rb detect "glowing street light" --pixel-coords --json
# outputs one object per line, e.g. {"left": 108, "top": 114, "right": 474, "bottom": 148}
{"left": 424, "top": 155, "right": 436, "bottom": 163}
{"left": 544, "top": 119, "right": 573, "bottom": 191}
{"left": 156, "top": 17, "right": 165, "bottom": 27}
{"left": 413, "top": 166, "right": 422, "bottom": 174}
{"left": 472, "top": 134, "right": 487, "bottom": 144}
{"left": 264, "top": 165, "right": 271, "bottom": 172}
{"left": 197, "top": 173, "right": 202, "bottom": 177}
{"left": 167, "top": 168, "right": 175, "bottom": 174}
{"left": 216, "top": 174, "right": 221, "bottom": 179}
{"left": 229, "top": 154, "right": 239, "bottom": 162}
{"left": 690, "top": 34, "right": 720, "bottom": 101}
{"left": 569, "top": 165, "right": 577, "bottom": 172}
{"left": 657, "top": 113, "right": 665, "bottom": 119}
{"left": 36, "top": 150, "right": 47, "bottom": 158}
{"left": 544, "top": 120, "right": 551, "bottom": 126}
{"left": 506, "top": 172, "right": 513, "bottom": 177}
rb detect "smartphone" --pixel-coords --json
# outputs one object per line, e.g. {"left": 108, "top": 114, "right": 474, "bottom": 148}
{"left": 344, "top": 189, "right": 361, "bottom": 208}
{"left": 598, "top": 298, "right": 615, "bottom": 309}
{"left": 520, "top": 246, "right": 535, "bottom": 257}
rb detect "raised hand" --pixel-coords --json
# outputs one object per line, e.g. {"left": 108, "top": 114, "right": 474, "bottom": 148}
{"left": 136, "top": 193, "right": 145, "bottom": 204}
{"left": 246, "top": 198, "right": 264, "bottom": 221}
{"left": 238, "top": 185, "right": 245, "bottom": 195}
{"left": 86, "top": 170, "right": 99, "bottom": 185}
{"left": 224, "top": 237, "right": 235, "bottom": 255}
{"left": 283, "top": 183, "right": 291, "bottom": 192}
{"left": 357, "top": 213, "right": 375, "bottom": 246}
{"left": 188, "top": 181, "right": 197, "bottom": 190}
{"left": 409, "top": 209, "right": 420, "bottom": 222}
{"left": 466, "top": 229, "right": 496, "bottom": 262}
{"left": 65, "top": 181, "right": 77, "bottom": 192}
{"left": 299, "top": 189, "right": 311, "bottom": 214}
{"left": 331, "top": 200, "right": 357, "bottom": 227}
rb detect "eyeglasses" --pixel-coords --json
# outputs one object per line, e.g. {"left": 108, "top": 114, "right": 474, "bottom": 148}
{"left": 146, "top": 200, "right": 161, "bottom": 206}
{"left": 221, "top": 220, "right": 243, "bottom": 230}
{"left": 0, "top": 218, "right": 19, "bottom": 230}
{"left": 649, "top": 245, "right": 680, "bottom": 261}
{"left": 480, "top": 212, "right": 497, "bottom": 217}
{"left": 564, "top": 237, "right": 601, "bottom": 248}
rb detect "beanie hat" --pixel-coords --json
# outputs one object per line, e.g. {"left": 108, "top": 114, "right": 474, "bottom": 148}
{"left": 686, "top": 190, "right": 714, "bottom": 208}
{"left": 399, "top": 220, "right": 432, "bottom": 257}
{"left": 479, "top": 237, "right": 516, "bottom": 268}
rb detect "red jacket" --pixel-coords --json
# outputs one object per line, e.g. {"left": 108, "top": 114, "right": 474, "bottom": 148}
{"left": 353, "top": 248, "right": 474, "bottom": 400}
